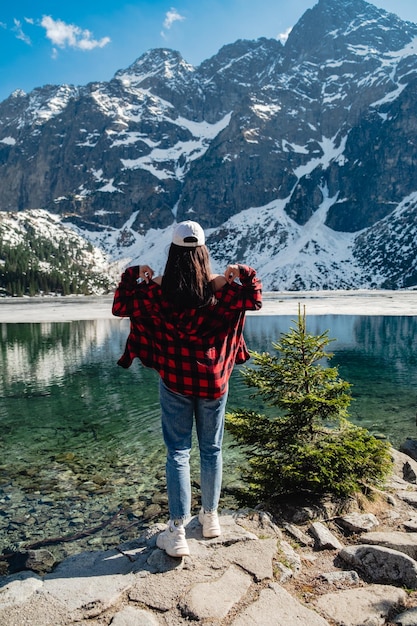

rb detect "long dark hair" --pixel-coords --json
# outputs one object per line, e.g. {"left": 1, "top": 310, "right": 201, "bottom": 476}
{"left": 161, "top": 244, "right": 216, "bottom": 308}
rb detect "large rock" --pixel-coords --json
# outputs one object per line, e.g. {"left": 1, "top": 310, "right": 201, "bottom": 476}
{"left": 315, "top": 584, "right": 407, "bottom": 626}
{"left": 393, "top": 607, "right": 417, "bottom": 626}
{"left": 309, "top": 522, "right": 343, "bottom": 550}
{"left": 336, "top": 513, "right": 379, "bottom": 534}
{"left": 391, "top": 447, "right": 417, "bottom": 483}
{"left": 339, "top": 544, "right": 417, "bottom": 589}
{"left": 397, "top": 491, "right": 417, "bottom": 508}
{"left": 399, "top": 439, "right": 417, "bottom": 463}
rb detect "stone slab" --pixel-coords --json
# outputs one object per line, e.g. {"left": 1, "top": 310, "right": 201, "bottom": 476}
{"left": 43, "top": 550, "right": 137, "bottom": 615}
{"left": 359, "top": 530, "right": 417, "bottom": 559}
{"left": 231, "top": 582, "right": 330, "bottom": 626}
{"left": 180, "top": 564, "right": 252, "bottom": 620}
{"left": 111, "top": 606, "right": 161, "bottom": 626}
{"left": 315, "top": 584, "right": 408, "bottom": 626}
{"left": 0, "top": 572, "right": 43, "bottom": 609}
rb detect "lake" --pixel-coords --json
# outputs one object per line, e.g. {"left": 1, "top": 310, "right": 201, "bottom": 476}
{"left": 1, "top": 314, "right": 417, "bottom": 564}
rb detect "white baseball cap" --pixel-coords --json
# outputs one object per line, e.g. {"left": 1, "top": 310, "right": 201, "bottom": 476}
{"left": 172, "top": 220, "right": 205, "bottom": 247}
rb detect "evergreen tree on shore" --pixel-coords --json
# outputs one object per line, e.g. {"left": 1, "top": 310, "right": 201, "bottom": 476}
{"left": 226, "top": 308, "right": 392, "bottom": 504}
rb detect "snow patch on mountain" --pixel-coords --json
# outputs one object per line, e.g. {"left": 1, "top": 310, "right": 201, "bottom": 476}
{"left": 206, "top": 191, "right": 363, "bottom": 290}
{"left": 120, "top": 113, "right": 232, "bottom": 180}
{"left": 293, "top": 134, "right": 348, "bottom": 178}
{"left": 18, "top": 85, "right": 79, "bottom": 129}
{"left": 0, "top": 137, "right": 16, "bottom": 146}
{"left": 73, "top": 216, "right": 174, "bottom": 277}
{"left": 251, "top": 102, "right": 281, "bottom": 120}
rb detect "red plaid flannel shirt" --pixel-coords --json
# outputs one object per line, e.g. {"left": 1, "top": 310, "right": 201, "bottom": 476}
{"left": 112, "top": 264, "right": 262, "bottom": 398}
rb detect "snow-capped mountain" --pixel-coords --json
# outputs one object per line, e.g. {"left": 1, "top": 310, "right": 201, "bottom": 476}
{"left": 1, "top": 0, "right": 417, "bottom": 291}
{"left": 0, "top": 210, "right": 115, "bottom": 296}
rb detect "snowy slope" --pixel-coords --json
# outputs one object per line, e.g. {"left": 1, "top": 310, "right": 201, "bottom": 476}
{"left": 0, "top": 210, "right": 116, "bottom": 295}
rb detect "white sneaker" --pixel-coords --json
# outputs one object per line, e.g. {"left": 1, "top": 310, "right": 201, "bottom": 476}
{"left": 156, "top": 520, "right": 190, "bottom": 557}
{"left": 198, "top": 508, "right": 221, "bottom": 538}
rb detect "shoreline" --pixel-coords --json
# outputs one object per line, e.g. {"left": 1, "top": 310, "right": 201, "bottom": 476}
{"left": 0, "top": 289, "right": 416, "bottom": 322}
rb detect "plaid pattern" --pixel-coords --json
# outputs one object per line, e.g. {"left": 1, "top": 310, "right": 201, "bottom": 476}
{"left": 112, "top": 264, "right": 262, "bottom": 398}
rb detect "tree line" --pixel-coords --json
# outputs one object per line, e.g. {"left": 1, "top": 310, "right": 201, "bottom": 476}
{"left": 0, "top": 233, "right": 109, "bottom": 297}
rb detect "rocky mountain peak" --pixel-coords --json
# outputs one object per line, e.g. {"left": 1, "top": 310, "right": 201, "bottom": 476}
{"left": 197, "top": 38, "right": 284, "bottom": 94}
{"left": 285, "top": 0, "right": 417, "bottom": 66}
{"left": 10, "top": 89, "right": 27, "bottom": 99}
{"left": 114, "top": 48, "right": 195, "bottom": 89}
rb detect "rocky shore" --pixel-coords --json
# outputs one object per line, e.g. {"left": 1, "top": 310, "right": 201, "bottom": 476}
{"left": 3, "top": 446, "right": 417, "bottom": 625}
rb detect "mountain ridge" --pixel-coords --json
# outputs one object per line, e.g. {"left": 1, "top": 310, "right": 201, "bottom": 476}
{"left": 1, "top": 0, "right": 417, "bottom": 291}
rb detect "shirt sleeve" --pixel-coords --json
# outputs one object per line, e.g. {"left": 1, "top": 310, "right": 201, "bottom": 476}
{"left": 218, "top": 265, "right": 262, "bottom": 311}
{"left": 112, "top": 265, "right": 141, "bottom": 317}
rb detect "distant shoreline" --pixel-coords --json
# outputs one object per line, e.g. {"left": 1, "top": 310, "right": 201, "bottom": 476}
{"left": 0, "top": 290, "right": 416, "bottom": 322}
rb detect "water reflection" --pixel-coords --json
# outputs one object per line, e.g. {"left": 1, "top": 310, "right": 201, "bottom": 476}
{"left": 243, "top": 315, "right": 417, "bottom": 443}
{"left": 0, "top": 320, "right": 126, "bottom": 391}
{"left": 1, "top": 315, "right": 417, "bottom": 564}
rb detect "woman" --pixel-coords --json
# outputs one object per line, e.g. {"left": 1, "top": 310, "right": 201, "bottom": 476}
{"left": 112, "top": 220, "right": 262, "bottom": 557}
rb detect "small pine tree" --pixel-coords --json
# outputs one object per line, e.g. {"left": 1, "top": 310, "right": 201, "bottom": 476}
{"left": 226, "top": 307, "right": 392, "bottom": 504}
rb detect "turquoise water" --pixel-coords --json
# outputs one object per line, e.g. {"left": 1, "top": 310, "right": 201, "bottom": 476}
{"left": 1, "top": 314, "right": 417, "bottom": 563}
{"left": 243, "top": 315, "right": 417, "bottom": 443}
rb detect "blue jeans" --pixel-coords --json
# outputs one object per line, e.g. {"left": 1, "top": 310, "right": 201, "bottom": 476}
{"left": 159, "top": 379, "right": 228, "bottom": 521}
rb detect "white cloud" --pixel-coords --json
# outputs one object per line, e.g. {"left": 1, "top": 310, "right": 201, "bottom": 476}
{"left": 13, "top": 18, "right": 31, "bottom": 45}
{"left": 163, "top": 8, "right": 185, "bottom": 30}
{"left": 278, "top": 27, "right": 292, "bottom": 44}
{"left": 40, "top": 15, "right": 111, "bottom": 51}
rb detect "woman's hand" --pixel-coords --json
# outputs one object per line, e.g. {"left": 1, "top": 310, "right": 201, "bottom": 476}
{"left": 139, "top": 265, "right": 154, "bottom": 283}
{"left": 224, "top": 264, "right": 240, "bottom": 284}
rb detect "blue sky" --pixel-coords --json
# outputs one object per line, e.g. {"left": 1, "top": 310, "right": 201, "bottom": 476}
{"left": 1, "top": 0, "right": 417, "bottom": 103}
